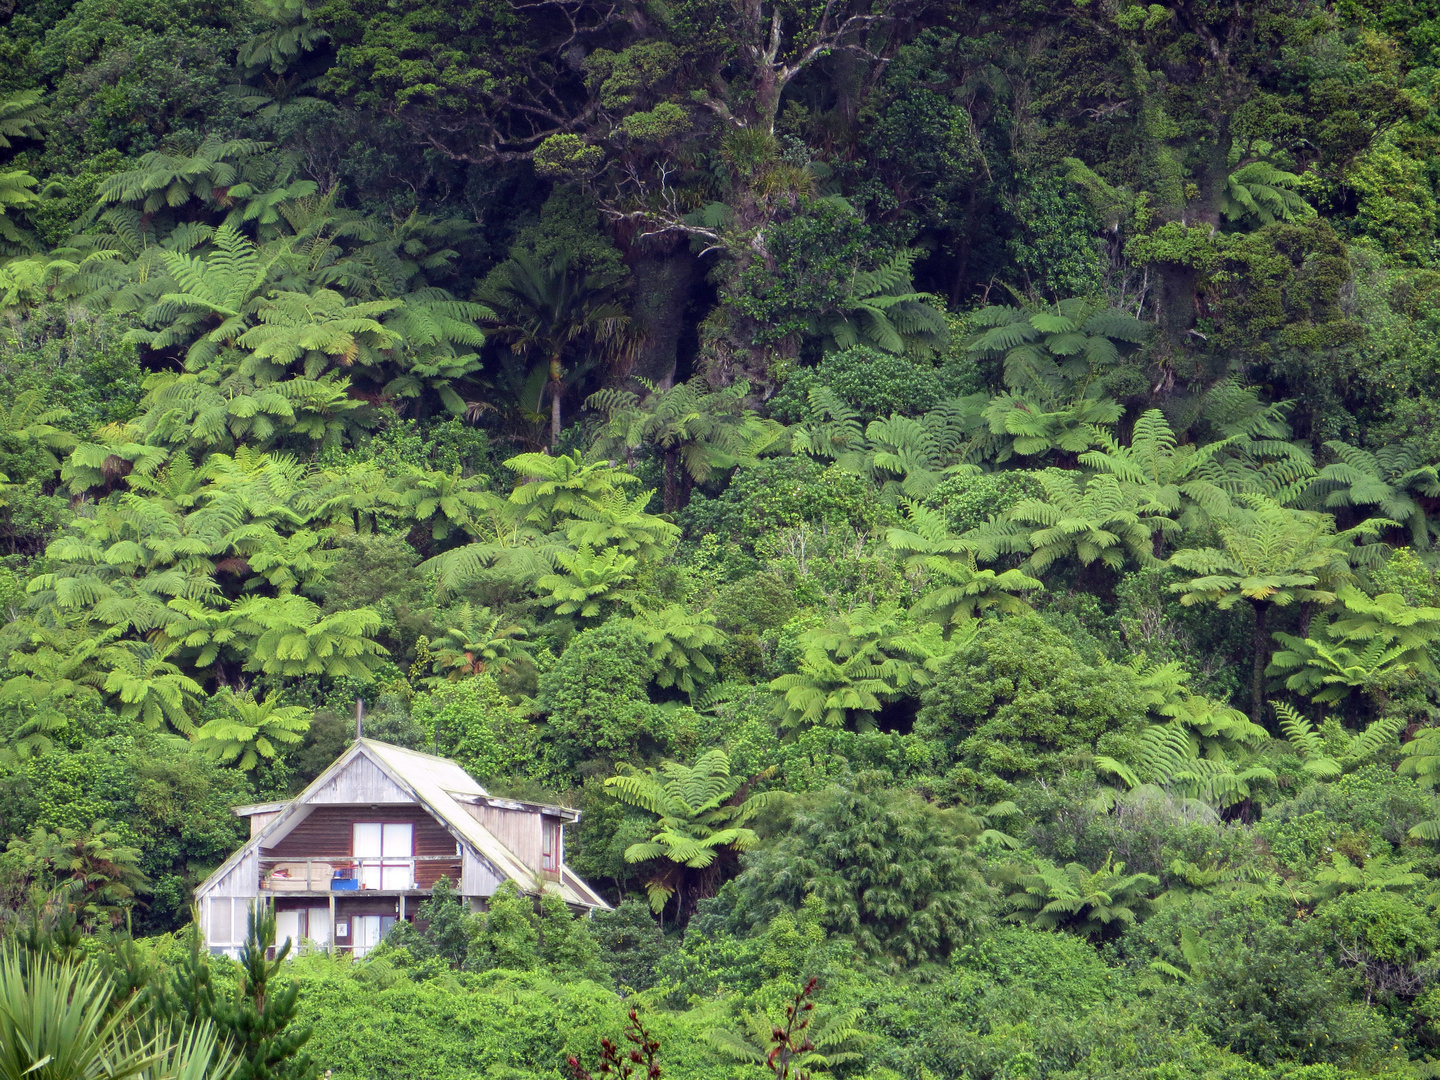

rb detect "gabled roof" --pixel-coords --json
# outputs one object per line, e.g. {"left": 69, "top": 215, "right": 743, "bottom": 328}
{"left": 196, "top": 739, "right": 608, "bottom": 909}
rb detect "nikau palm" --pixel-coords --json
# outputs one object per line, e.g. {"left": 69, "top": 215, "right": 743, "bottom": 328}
{"left": 478, "top": 247, "right": 628, "bottom": 447}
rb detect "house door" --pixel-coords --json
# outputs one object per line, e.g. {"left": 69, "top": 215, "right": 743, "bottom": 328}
{"left": 352, "top": 822, "right": 413, "bottom": 889}
{"left": 275, "top": 910, "right": 300, "bottom": 953}
{"left": 352, "top": 914, "right": 397, "bottom": 957}
{"left": 274, "top": 907, "right": 332, "bottom": 953}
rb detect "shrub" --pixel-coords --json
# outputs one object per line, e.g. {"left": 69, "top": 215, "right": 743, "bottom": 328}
{"left": 768, "top": 346, "right": 949, "bottom": 423}
{"left": 729, "top": 774, "right": 992, "bottom": 964}
{"left": 915, "top": 614, "right": 1148, "bottom": 798}
{"left": 535, "top": 620, "right": 670, "bottom": 777}
{"left": 924, "top": 470, "right": 1043, "bottom": 534}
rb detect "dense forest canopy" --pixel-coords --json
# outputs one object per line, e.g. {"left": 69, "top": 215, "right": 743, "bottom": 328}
{"left": 12, "top": 0, "right": 1440, "bottom": 1077}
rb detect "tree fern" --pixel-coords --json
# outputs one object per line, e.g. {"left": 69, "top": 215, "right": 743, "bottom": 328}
{"left": 1221, "top": 161, "right": 1310, "bottom": 227}
{"left": 0, "top": 90, "right": 44, "bottom": 149}
{"left": 808, "top": 249, "right": 948, "bottom": 357}
{"left": 604, "top": 750, "right": 784, "bottom": 913}
{"left": 95, "top": 135, "right": 270, "bottom": 216}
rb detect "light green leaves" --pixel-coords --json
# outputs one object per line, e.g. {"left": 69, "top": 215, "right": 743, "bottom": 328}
{"left": 605, "top": 749, "right": 783, "bottom": 913}
{"left": 194, "top": 692, "right": 312, "bottom": 769}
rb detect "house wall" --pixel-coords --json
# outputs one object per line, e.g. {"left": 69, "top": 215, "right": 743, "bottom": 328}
{"left": 248, "top": 812, "right": 280, "bottom": 838}
{"left": 264, "top": 805, "right": 462, "bottom": 888}
{"left": 199, "top": 854, "right": 259, "bottom": 956}
{"left": 307, "top": 754, "right": 415, "bottom": 804}
{"left": 273, "top": 895, "right": 415, "bottom": 953}
{"left": 465, "top": 804, "right": 541, "bottom": 869}
{"left": 461, "top": 847, "right": 506, "bottom": 896}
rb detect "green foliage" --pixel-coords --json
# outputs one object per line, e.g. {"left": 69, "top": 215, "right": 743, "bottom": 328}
{"left": 1269, "top": 586, "right": 1440, "bottom": 707}
{"left": 628, "top": 605, "right": 726, "bottom": 698}
{"left": 0, "top": 947, "right": 231, "bottom": 1080}
{"left": 5, "top": 820, "right": 147, "bottom": 928}
{"left": 605, "top": 749, "right": 781, "bottom": 913}
{"left": 681, "top": 457, "right": 879, "bottom": 547}
{"left": 192, "top": 692, "right": 312, "bottom": 770}
{"left": 968, "top": 469, "right": 1172, "bottom": 574}
{"left": 731, "top": 776, "right": 990, "bottom": 964}
{"left": 769, "top": 347, "right": 952, "bottom": 424}
{"left": 464, "top": 880, "right": 541, "bottom": 972}
{"left": 214, "top": 905, "right": 317, "bottom": 1080}
{"left": 586, "top": 378, "right": 782, "bottom": 510}
{"left": 1093, "top": 658, "right": 1273, "bottom": 808}
{"left": 994, "top": 855, "right": 1159, "bottom": 939}
{"left": 916, "top": 615, "right": 1148, "bottom": 797}
{"left": 1169, "top": 499, "right": 1377, "bottom": 609}
{"left": 769, "top": 603, "right": 949, "bottom": 731}
{"left": 425, "top": 604, "right": 533, "bottom": 683}
{"left": 476, "top": 247, "right": 628, "bottom": 446}
{"left": 1305, "top": 438, "right": 1440, "bottom": 548}
{"left": 535, "top": 620, "right": 667, "bottom": 776}
{"left": 790, "top": 387, "right": 980, "bottom": 502}
{"left": 805, "top": 249, "right": 948, "bottom": 357}
{"left": 967, "top": 299, "right": 1148, "bottom": 392}
{"left": 708, "top": 979, "right": 872, "bottom": 1078}
{"left": 1221, "top": 161, "right": 1311, "bottom": 228}
{"left": 415, "top": 676, "right": 524, "bottom": 783}
{"left": 588, "top": 899, "right": 669, "bottom": 991}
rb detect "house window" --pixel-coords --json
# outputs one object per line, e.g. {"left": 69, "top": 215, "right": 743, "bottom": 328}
{"left": 353, "top": 822, "right": 413, "bottom": 889}
{"left": 541, "top": 818, "right": 561, "bottom": 872}
{"left": 277, "top": 906, "right": 333, "bottom": 951}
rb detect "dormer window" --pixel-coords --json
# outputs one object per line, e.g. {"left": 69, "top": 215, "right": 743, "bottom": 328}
{"left": 541, "top": 817, "right": 561, "bottom": 872}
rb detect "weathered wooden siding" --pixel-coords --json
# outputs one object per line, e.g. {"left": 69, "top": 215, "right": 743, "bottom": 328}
{"left": 466, "top": 804, "right": 542, "bottom": 870}
{"left": 462, "top": 847, "right": 506, "bottom": 896}
{"left": 307, "top": 755, "right": 413, "bottom": 804}
{"left": 249, "top": 812, "right": 280, "bottom": 838}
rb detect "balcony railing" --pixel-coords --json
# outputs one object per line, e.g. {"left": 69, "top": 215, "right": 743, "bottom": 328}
{"left": 257, "top": 854, "right": 462, "bottom": 892}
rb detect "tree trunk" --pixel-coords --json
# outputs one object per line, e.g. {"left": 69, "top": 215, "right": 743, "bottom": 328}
{"left": 1157, "top": 260, "right": 1198, "bottom": 345}
{"left": 663, "top": 446, "right": 680, "bottom": 512}
{"left": 548, "top": 352, "right": 563, "bottom": 449}
{"left": 1251, "top": 600, "right": 1270, "bottom": 725}
{"left": 626, "top": 238, "right": 698, "bottom": 390}
{"left": 1299, "top": 600, "right": 1315, "bottom": 638}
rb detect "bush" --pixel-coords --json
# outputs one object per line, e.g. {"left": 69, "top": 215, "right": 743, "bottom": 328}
{"left": 1125, "top": 900, "right": 1397, "bottom": 1068}
{"left": 535, "top": 620, "right": 671, "bottom": 778}
{"left": 768, "top": 346, "right": 950, "bottom": 423}
{"left": 924, "top": 470, "right": 1044, "bottom": 534}
{"left": 915, "top": 614, "right": 1148, "bottom": 799}
{"left": 1260, "top": 766, "right": 1433, "bottom": 849}
{"left": 589, "top": 898, "right": 671, "bottom": 991}
{"left": 729, "top": 774, "right": 992, "bottom": 964}
{"left": 414, "top": 676, "right": 534, "bottom": 785}
{"left": 679, "top": 458, "right": 881, "bottom": 547}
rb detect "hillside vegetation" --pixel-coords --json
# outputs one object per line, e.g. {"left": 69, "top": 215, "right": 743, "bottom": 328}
{"left": 9, "top": 0, "right": 1440, "bottom": 1078}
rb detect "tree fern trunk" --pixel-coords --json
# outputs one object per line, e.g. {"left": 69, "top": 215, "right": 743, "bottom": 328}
{"left": 550, "top": 382, "right": 562, "bottom": 449}
{"left": 663, "top": 447, "right": 679, "bottom": 512}
{"left": 1251, "top": 600, "right": 1269, "bottom": 725}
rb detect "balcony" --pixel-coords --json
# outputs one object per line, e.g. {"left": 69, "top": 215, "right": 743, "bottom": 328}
{"left": 258, "top": 854, "right": 462, "bottom": 894}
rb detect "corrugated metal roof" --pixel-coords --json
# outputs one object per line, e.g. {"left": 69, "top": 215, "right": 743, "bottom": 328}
{"left": 361, "top": 739, "right": 489, "bottom": 798}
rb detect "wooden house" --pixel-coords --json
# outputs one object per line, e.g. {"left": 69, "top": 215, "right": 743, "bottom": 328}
{"left": 194, "top": 738, "right": 608, "bottom": 957}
